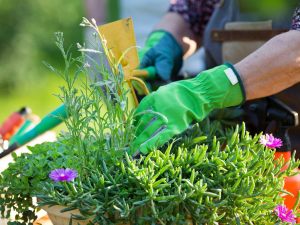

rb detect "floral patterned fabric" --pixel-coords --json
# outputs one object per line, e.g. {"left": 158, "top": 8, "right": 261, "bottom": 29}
{"left": 169, "top": 0, "right": 220, "bottom": 36}
{"left": 168, "top": 0, "right": 300, "bottom": 34}
{"left": 291, "top": 7, "right": 300, "bottom": 30}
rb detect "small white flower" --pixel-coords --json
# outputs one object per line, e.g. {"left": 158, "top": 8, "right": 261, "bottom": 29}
{"left": 83, "top": 62, "right": 90, "bottom": 68}
{"left": 120, "top": 101, "right": 126, "bottom": 111}
{"left": 78, "top": 48, "right": 102, "bottom": 54}
{"left": 91, "top": 18, "right": 97, "bottom": 26}
{"left": 77, "top": 43, "right": 82, "bottom": 49}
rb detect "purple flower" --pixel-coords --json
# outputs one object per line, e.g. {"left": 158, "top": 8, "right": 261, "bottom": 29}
{"left": 274, "top": 204, "right": 296, "bottom": 224}
{"left": 49, "top": 168, "right": 78, "bottom": 182}
{"left": 260, "top": 134, "right": 282, "bottom": 149}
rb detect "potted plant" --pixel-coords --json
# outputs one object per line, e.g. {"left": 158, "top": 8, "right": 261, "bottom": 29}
{"left": 0, "top": 18, "right": 299, "bottom": 225}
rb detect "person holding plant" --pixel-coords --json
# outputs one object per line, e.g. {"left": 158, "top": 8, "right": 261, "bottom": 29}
{"left": 131, "top": 0, "right": 300, "bottom": 156}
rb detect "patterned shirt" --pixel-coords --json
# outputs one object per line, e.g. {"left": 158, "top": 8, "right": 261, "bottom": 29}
{"left": 291, "top": 7, "right": 300, "bottom": 30}
{"left": 169, "top": 0, "right": 300, "bottom": 35}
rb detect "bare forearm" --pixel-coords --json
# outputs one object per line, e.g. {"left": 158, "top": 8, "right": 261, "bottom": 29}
{"left": 154, "top": 12, "right": 201, "bottom": 54}
{"left": 235, "top": 30, "right": 300, "bottom": 100}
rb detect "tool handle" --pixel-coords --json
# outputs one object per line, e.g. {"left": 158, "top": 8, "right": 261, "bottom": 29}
{"left": 9, "top": 119, "right": 34, "bottom": 144}
{"left": 9, "top": 104, "right": 68, "bottom": 147}
{"left": 35, "top": 104, "right": 67, "bottom": 134}
{"left": 0, "top": 143, "right": 19, "bottom": 158}
{"left": 132, "top": 66, "right": 156, "bottom": 80}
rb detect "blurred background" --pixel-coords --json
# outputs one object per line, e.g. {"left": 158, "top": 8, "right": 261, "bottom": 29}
{"left": 0, "top": 0, "right": 84, "bottom": 121}
{"left": 0, "top": 0, "right": 170, "bottom": 123}
{"left": 1, "top": 0, "right": 205, "bottom": 130}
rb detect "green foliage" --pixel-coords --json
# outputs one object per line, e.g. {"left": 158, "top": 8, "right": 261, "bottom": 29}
{"left": 0, "top": 19, "right": 299, "bottom": 225}
{"left": 0, "top": 0, "right": 83, "bottom": 93}
{"left": 2, "top": 122, "right": 298, "bottom": 224}
{"left": 0, "top": 141, "right": 72, "bottom": 224}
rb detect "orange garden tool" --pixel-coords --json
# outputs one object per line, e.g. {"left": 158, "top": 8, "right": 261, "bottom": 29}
{"left": 0, "top": 105, "right": 66, "bottom": 158}
{"left": 0, "top": 107, "right": 31, "bottom": 141}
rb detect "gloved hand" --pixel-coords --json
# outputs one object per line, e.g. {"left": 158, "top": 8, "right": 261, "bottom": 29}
{"left": 139, "top": 31, "right": 183, "bottom": 81}
{"left": 130, "top": 63, "right": 245, "bottom": 156}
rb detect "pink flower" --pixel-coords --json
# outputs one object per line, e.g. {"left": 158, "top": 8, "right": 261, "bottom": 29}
{"left": 259, "top": 134, "right": 282, "bottom": 149}
{"left": 274, "top": 204, "right": 296, "bottom": 224}
{"left": 49, "top": 168, "right": 78, "bottom": 182}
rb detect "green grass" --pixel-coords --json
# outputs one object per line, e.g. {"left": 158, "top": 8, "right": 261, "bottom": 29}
{"left": 0, "top": 73, "right": 66, "bottom": 131}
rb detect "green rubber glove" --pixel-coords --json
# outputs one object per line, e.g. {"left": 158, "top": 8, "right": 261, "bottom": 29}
{"left": 130, "top": 63, "right": 245, "bottom": 156}
{"left": 139, "top": 31, "right": 183, "bottom": 81}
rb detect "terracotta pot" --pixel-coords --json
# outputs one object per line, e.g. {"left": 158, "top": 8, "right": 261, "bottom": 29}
{"left": 41, "top": 205, "right": 198, "bottom": 225}
{"left": 41, "top": 205, "right": 94, "bottom": 225}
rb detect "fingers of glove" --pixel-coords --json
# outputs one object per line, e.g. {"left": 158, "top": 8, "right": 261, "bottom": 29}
{"left": 139, "top": 48, "right": 156, "bottom": 69}
{"left": 138, "top": 47, "right": 149, "bottom": 62}
{"left": 131, "top": 116, "right": 173, "bottom": 155}
{"left": 139, "top": 49, "right": 175, "bottom": 81}
{"left": 155, "top": 56, "right": 174, "bottom": 81}
{"left": 133, "top": 92, "right": 155, "bottom": 118}
{"left": 134, "top": 109, "right": 169, "bottom": 138}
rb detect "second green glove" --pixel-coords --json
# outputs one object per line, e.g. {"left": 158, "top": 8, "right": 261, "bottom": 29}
{"left": 139, "top": 31, "right": 183, "bottom": 81}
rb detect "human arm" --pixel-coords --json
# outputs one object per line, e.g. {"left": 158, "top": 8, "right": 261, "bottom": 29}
{"left": 236, "top": 6, "right": 300, "bottom": 99}
{"left": 132, "top": 30, "right": 300, "bottom": 154}
{"left": 235, "top": 30, "right": 300, "bottom": 100}
{"left": 139, "top": 0, "right": 217, "bottom": 80}
{"left": 132, "top": 7, "right": 300, "bottom": 155}
{"left": 160, "top": 0, "right": 220, "bottom": 52}
{"left": 153, "top": 12, "right": 201, "bottom": 54}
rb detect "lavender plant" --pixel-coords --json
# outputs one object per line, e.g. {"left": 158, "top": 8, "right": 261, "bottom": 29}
{"left": 0, "top": 18, "right": 299, "bottom": 225}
